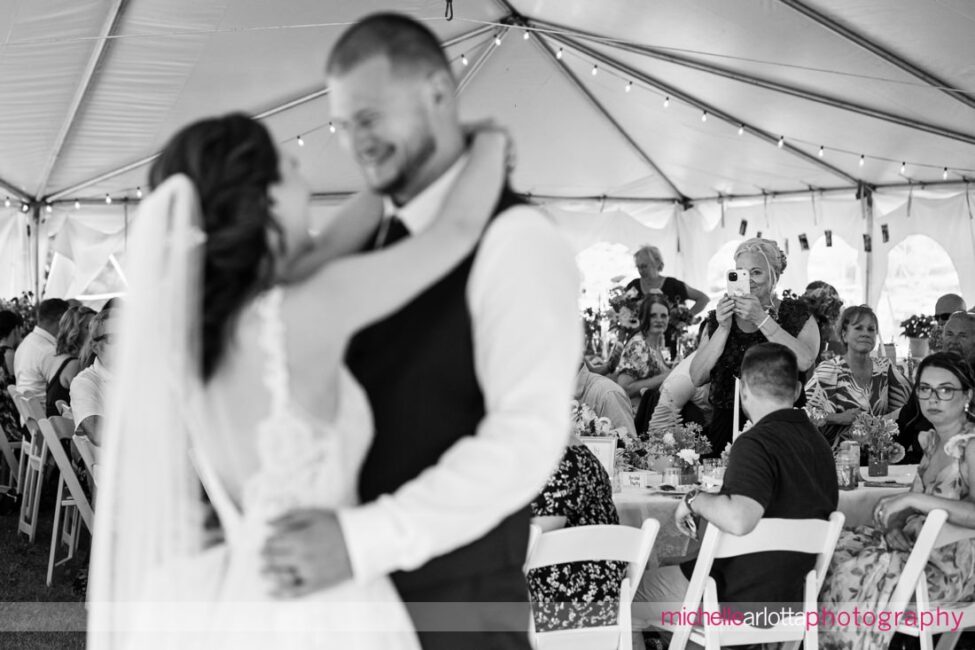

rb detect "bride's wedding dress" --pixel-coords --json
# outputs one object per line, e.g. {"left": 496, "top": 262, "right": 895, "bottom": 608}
{"left": 126, "top": 288, "right": 420, "bottom": 649}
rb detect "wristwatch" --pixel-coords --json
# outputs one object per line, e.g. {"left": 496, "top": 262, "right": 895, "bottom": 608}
{"left": 683, "top": 487, "right": 701, "bottom": 514}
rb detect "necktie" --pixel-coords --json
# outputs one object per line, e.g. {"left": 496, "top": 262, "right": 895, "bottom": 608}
{"left": 377, "top": 215, "right": 409, "bottom": 248}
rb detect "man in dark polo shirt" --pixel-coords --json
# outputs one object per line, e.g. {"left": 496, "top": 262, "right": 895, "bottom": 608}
{"left": 634, "top": 342, "right": 838, "bottom": 640}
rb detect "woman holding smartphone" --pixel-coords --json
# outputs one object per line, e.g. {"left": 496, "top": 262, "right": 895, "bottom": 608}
{"left": 689, "top": 238, "right": 819, "bottom": 453}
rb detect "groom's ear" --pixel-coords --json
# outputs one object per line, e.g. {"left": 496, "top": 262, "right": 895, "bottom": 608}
{"left": 425, "top": 68, "right": 456, "bottom": 108}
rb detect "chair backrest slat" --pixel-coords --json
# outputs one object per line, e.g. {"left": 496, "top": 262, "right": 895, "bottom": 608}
{"left": 37, "top": 417, "right": 93, "bottom": 529}
{"left": 712, "top": 516, "right": 843, "bottom": 558}
{"left": 527, "top": 523, "right": 654, "bottom": 568}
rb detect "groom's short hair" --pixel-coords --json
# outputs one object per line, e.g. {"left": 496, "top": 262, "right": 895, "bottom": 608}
{"left": 741, "top": 342, "right": 799, "bottom": 404}
{"left": 327, "top": 13, "right": 451, "bottom": 79}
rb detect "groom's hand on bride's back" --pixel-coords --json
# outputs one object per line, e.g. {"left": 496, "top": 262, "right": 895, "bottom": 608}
{"left": 260, "top": 508, "right": 352, "bottom": 597}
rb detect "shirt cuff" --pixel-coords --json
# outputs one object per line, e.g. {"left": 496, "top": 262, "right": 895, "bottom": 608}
{"left": 336, "top": 499, "right": 413, "bottom": 584}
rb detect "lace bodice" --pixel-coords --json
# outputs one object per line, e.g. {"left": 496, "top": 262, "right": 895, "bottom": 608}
{"left": 197, "top": 287, "right": 374, "bottom": 534}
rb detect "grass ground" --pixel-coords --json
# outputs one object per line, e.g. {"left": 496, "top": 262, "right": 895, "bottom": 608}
{"left": 0, "top": 482, "right": 87, "bottom": 650}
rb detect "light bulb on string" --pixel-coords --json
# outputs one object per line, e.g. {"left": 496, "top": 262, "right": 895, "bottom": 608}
{"left": 818, "top": 146, "right": 824, "bottom": 158}
{"left": 523, "top": 30, "right": 529, "bottom": 40}
{"left": 701, "top": 111, "right": 707, "bottom": 122}
{"left": 859, "top": 155, "right": 865, "bottom": 167}
{"left": 328, "top": 122, "right": 336, "bottom": 134}
{"left": 777, "top": 136, "right": 784, "bottom": 149}
{"left": 136, "top": 187, "right": 143, "bottom": 199}
{"left": 591, "top": 64, "right": 598, "bottom": 76}
{"left": 738, "top": 124, "right": 744, "bottom": 136}
{"left": 45, "top": 204, "right": 52, "bottom": 214}
{"left": 900, "top": 162, "right": 906, "bottom": 175}
{"left": 3, "top": 197, "right": 9, "bottom": 208}
{"left": 556, "top": 48, "right": 563, "bottom": 60}
{"left": 296, "top": 135, "right": 305, "bottom": 147}
{"left": 106, "top": 194, "right": 112, "bottom": 204}
{"left": 494, "top": 34, "right": 502, "bottom": 46}
{"left": 21, "top": 203, "right": 29, "bottom": 213}
{"left": 624, "top": 81, "right": 632, "bottom": 93}
{"left": 943, "top": 167, "right": 949, "bottom": 180}
{"left": 461, "top": 53, "right": 468, "bottom": 66}
{"left": 663, "top": 96, "right": 669, "bottom": 108}
{"left": 74, "top": 200, "right": 81, "bottom": 210}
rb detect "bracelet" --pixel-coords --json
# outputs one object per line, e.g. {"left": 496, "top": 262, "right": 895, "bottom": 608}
{"left": 758, "top": 314, "right": 772, "bottom": 329}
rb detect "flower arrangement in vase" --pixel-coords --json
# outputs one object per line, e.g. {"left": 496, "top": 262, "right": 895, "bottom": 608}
{"left": 618, "top": 421, "right": 712, "bottom": 484}
{"left": 900, "top": 314, "right": 935, "bottom": 358}
{"left": 570, "top": 400, "right": 619, "bottom": 437}
{"left": 849, "top": 412, "right": 905, "bottom": 477}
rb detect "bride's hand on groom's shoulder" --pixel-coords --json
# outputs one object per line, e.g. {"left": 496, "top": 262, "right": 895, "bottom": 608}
{"left": 464, "top": 121, "right": 516, "bottom": 173}
{"left": 260, "top": 508, "right": 353, "bottom": 598}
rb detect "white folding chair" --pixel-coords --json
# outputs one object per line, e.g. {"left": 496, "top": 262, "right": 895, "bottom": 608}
{"left": 55, "top": 400, "right": 72, "bottom": 419}
{"left": 525, "top": 519, "right": 660, "bottom": 650}
{"left": 16, "top": 416, "right": 50, "bottom": 542}
{"left": 886, "top": 509, "right": 975, "bottom": 650}
{"left": 38, "top": 416, "right": 94, "bottom": 586}
{"left": 0, "top": 418, "right": 22, "bottom": 495}
{"left": 659, "top": 512, "right": 845, "bottom": 650}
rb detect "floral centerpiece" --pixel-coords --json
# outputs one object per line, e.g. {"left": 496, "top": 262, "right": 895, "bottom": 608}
{"left": 803, "top": 403, "right": 829, "bottom": 429}
{"left": 570, "top": 400, "right": 618, "bottom": 437}
{"left": 900, "top": 314, "right": 935, "bottom": 339}
{"left": 617, "top": 422, "right": 711, "bottom": 486}
{"left": 849, "top": 412, "right": 904, "bottom": 476}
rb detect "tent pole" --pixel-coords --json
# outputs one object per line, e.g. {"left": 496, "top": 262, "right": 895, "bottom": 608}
{"left": 862, "top": 192, "right": 874, "bottom": 307}
{"left": 31, "top": 204, "right": 41, "bottom": 301}
{"left": 529, "top": 17, "right": 975, "bottom": 146}
{"left": 778, "top": 0, "right": 975, "bottom": 112}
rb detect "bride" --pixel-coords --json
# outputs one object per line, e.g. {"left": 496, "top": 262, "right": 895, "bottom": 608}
{"left": 87, "top": 113, "right": 507, "bottom": 648}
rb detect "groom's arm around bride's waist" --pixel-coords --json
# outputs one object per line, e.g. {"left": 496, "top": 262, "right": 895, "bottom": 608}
{"left": 337, "top": 206, "right": 583, "bottom": 583}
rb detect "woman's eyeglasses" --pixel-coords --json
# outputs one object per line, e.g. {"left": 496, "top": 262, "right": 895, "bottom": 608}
{"left": 917, "top": 384, "right": 962, "bottom": 401}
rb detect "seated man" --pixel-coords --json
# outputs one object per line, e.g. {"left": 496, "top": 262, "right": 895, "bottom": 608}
{"left": 14, "top": 298, "right": 68, "bottom": 399}
{"left": 929, "top": 294, "right": 967, "bottom": 352}
{"left": 70, "top": 309, "right": 115, "bottom": 445}
{"left": 634, "top": 343, "right": 838, "bottom": 637}
{"left": 897, "top": 311, "right": 975, "bottom": 463}
{"left": 575, "top": 361, "right": 636, "bottom": 438}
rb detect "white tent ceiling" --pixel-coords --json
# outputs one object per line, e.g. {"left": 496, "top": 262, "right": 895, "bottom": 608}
{"left": 1, "top": 0, "right": 973, "bottom": 208}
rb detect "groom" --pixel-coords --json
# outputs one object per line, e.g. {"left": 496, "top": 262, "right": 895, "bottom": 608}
{"left": 263, "top": 12, "right": 581, "bottom": 649}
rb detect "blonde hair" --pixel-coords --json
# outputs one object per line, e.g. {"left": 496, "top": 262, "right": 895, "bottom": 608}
{"left": 734, "top": 238, "right": 787, "bottom": 289}
{"left": 635, "top": 245, "right": 664, "bottom": 272}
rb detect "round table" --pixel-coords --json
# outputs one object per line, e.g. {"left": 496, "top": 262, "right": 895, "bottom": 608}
{"left": 613, "top": 465, "right": 916, "bottom": 563}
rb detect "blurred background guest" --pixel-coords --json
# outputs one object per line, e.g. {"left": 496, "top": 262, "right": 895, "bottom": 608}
{"left": 805, "top": 305, "right": 911, "bottom": 447}
{"left": 929, "top": 293, "right": 967, "bottom": 353}
{"left": 616, "top": 295, "right": 673, "bottom": 408}
{"left": 528, "top": 438, "right": 623, "bottom": 632}
{"left": 45, "top": 306, "right": 96, "bottom": 417}
{"left": 801, "top": 281, "right": 845, "bottom": 364}
{"left": 690, "top": 238, "right": 818, "bottom": 454}
{"left": 644, "top": 350, "right": 711, "bottom": 435}
{"left": 0, "top": 310, "right": 24, "bottom": 441}
{"left": 14, "top": 298, "right": 68, "bottom": 400}
{"left": 70, "top": 308, "right": 115, "bottom": 445}
{"left": 575, "top": 361, "right": 636, "bottom": 438}
{"left": 588, "top": 299, "right": 640, "bottom": 378}
{"left": 897, "top": 311, "right": 975, "bottom": 463}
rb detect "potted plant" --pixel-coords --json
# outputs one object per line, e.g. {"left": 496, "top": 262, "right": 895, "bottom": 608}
{"left": 850, "top": 413, "right": 904, "bottom": 477}
{"left": 900, "top": 314, "right": 935, "bottom": 359}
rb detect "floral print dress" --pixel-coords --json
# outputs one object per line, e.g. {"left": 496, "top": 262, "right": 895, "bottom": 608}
{"left": 0, "top": 346, "right": 21, "bottom": 442}
{"left": 819, "top": 426, "right": 975, "bottom": 649}
{"left": 528, "top": 445, "right": 625, "bottom": 632}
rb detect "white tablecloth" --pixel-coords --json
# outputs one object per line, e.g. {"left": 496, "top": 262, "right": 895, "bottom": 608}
{"left": 613, "top": 465, "right": 917, "bottom": 562}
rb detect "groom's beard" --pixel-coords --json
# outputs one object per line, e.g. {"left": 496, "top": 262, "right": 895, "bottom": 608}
{"left": 371, "top": 131, "right": 437, "bottom": 200}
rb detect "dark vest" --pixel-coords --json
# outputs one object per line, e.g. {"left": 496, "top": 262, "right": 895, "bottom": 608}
{"left": 346, "top": 187, "right": 530, "bottom": 594}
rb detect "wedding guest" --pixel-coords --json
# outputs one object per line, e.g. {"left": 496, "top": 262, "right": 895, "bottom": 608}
{"left": 45, "top": 306, "right": 96, "bottom": 417}
{"left": 805, "top": 305, "right": 911, "bottom": 447}
{"left": 897, "top": 311, "right": 975, "bottom": 463}
{"left": 801, "top": 281, "right": 845, "bottom": 363}
{"left": 617, "top": 295, "right": 673, "bottom": 408}
{"left": 646, "top": 351, "right": 710, "bottom": 434}
{"left": 529, "top": 439, "right": 623, "bottom": 632}
{"left": 819, "top": 352, "right": 975, "bottom": 649}
{"left": 575, "top": 362, "right": 636, "bottom": 438}
{"left": 930, "top": 294, "right": 966, "bottom": 353}
{"left": 625, "top": 245, "right": 709, "bottom": 318}
{"left": 70, "top": 309, "right": 115, "bottom": 444}
{"left": 588, "top": 301, "right": 640, "bottom": 378}
{"left": 690, "top": 238, "right": 819, "bottom": 453}
{"left": 0, "top": 310, "right": 24, "bottom": 440}
{"left": 14, "top": 298, "right": 68, "bottom": 398}
{"left": 635, "top": 344, "right": 837, "bottom": 637}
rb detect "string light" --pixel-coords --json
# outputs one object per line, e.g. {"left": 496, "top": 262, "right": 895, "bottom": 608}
{"left": 900, "top": 162, "right": 906, "bottom": 175}
{"left": 663, "top": 96, "right": 670, "bottom": 108}
{"left": 74, "top": 200, "right": 81, "bottom": 210}
{"left": 818, "top": 146, "right": 824, "bottom": 158}
{"left": 328, "top": 122, "right": 335, "bottom": 134}
{"left": 45, "top": 204, "right": 52, "bottom": 214}
{"left": 21, "top": 203, "right": 29, "bottom": 213}
{"left": 105, "top": 194, "right": 112, "bottom": 204}
{"left": 777, "top": 136, "right": 785, "bottom": 149}
{"left": 859, "top": 155, "right": 865, "bottom": 167}
{"left": 943, "top": 167, "right": 949, "bottom": 180}
{"left": 556, "top": 47, "right": 563, "bottom": 60}
{"left": 701, "top": 111, "right": 707, "bottom": 122}
{"left": 738, "top": 124, "right": 744, "bottom": 136}
{"left": 494, "top": 34, "right": 502, "bottom": 46}
{"left": 460, "top": 53, "right": 468, "bottom": 66}
{"left": 624, "top": 81, "right": 632, "bottom": 93}
{"left": 136, "top": 187, "right": 143, "bottom": 198}
{"left": 591, "top": 64, "right": 598, "bottom": 76}
{"left": 523, "top": 30, "right": 530, "bottom": 40}
{"left": 296, "top": 135, "right": 305, "bottom": 147}
{"left": 3, "top": 197, "right": 9, "bottom": 208}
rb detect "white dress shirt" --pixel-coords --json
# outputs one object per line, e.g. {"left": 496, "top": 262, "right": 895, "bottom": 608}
{"left": 70, "top": 359, "right": 109, "bottom": 432}
{"left": 13, "top": 326, "right": 57, "bottom": 397}
{"left": 338, "top": 156, "right": 582, "bottom": 581}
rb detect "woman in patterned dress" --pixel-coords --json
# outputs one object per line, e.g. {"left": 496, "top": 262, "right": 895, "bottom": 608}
{"left": 528, "top": 440, "right": 624, "bottom": 631}
{"left": 819, "top": 352, "right": 975, "bottom": 649}
{"left": 0, "top": 310, "right": 24, "bottom": 442}
{"left": 805, "top": 305, "right": 912, "bottom": 447}
{"left": 617, "top": 295, "right": 673, "bottom": 409}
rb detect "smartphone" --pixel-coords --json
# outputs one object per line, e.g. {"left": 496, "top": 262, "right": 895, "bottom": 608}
{"left": 726, "top": 269, "right": 750, "bottom": 296}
